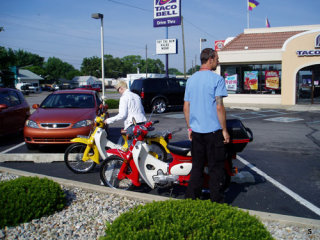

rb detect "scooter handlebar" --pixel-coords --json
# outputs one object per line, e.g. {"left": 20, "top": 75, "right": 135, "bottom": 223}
{"left": 246, "top": 127, "right": 253, "bottom": 142}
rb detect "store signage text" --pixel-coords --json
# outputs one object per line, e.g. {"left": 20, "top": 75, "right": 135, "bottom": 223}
{"left": 156, "top": 39, "right": 178, "bottom": 55}
{"left": 296, "top": 50, "right": 320, "bottom": 57}
{"left": 153, "top": 0, "right": 181, "bottom": 28}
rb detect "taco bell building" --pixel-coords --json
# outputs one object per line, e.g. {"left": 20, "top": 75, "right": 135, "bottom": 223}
{"left": 216, "top": 24, "right": 320, "bottom": 106}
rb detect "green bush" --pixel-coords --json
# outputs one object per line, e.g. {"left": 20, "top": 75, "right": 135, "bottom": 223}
{"left": 105, "top": 99, "right": 119, "bottom": 109}
{"left": 0, "top": 176, "right": 66, "bottom": 228}
{"left": 100, "top": 199, "right": 274, "bottom": 240}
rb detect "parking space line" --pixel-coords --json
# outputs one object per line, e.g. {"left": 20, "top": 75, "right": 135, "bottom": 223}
{"left": 1, "top": 142, "right": 25, "bottom": 154}
{"left": 229, "top": 110, "right": 296, "bottom": 120}
{"left": 307, "top": 120, "right": 320, "bottom": 124}
{"left": 237, "top": 155, "right": 320, "bottom": 217}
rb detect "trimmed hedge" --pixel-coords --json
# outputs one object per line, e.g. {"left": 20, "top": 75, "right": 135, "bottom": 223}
{"left": 100, "top": 199, "right": 274, "bottom": 240}
{"left": 105, "top": 99, "right": 119, "bottom": 109}
{"left": 0, "top": 176, "right": 66, "bottom": 228}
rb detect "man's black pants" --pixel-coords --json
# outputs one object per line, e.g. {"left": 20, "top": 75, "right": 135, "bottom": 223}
{"left": 185, "top": 130, "right": 226, "bottom": 203}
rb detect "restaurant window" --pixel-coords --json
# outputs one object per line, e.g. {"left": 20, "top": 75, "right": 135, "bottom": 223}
{"left": 221, "top": 64, "right": 281, "bottom": 94}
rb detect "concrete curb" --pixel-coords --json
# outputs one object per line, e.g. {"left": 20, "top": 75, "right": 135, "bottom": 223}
{"left": 1, "top": 166, "right": 320, "bottom": 228}
{"left": 0, "top": 153, "right": 64, "bottom": 162}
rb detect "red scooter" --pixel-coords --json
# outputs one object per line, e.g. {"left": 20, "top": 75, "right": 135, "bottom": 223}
{"left": 100, "top": 118, "right": 253, "bottom": 191}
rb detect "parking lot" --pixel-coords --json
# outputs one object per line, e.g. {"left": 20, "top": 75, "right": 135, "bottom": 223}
{"left": 1, "top": 91, "right": 320, "bottom": 220}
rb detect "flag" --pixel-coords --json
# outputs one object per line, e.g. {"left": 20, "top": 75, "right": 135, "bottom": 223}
{"left": 266, "top": 17, "right": 271, "bottom": 28}
{"left": 248, "top": 0, "right": 259, "bottom": 11}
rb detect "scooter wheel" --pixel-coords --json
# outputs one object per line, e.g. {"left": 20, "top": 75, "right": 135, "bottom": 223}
{"left": 64, "top": 143, "right": 97, "bottom": 173}
{"left": 100, "top": 155, "right": 133, "bottom": 190}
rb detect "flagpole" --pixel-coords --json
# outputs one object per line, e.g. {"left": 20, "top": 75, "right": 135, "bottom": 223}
{"left": 247, "top": 0, "right": 250, "bottom": 28}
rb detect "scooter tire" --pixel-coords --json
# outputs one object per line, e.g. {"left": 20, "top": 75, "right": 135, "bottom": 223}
{"left": 64, "top": 143, "right": 97, "bottom": 174}
{"left": 100, "top": 155, "right": 133, "bottom": 190}
{"left": 148, "top": 141, "right": 167, "bottom": 162}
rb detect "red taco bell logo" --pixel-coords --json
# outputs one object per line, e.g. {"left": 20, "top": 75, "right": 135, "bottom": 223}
{"left": 215, "top": 40, "right": 225, "bottom": 51}
{"left": 157, "top": 0, "right": 175, "bottom": 5}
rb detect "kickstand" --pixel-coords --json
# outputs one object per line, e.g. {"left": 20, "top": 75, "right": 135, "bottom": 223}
{"left": 169, "top": 187, "right": 174, "bottom": 197}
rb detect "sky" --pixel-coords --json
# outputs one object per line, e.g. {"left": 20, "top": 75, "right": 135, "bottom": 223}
{"left": 0, "top": 0, "right": 319, "bottom": 73}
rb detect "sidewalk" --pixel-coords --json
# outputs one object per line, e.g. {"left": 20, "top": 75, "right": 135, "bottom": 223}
{"left": 224, "top": 103, "right": 320, "bottom": 112}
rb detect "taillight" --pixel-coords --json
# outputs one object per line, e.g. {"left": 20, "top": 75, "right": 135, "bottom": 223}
{"left": 140, "top": 88, "right": 145, "bottom": 99}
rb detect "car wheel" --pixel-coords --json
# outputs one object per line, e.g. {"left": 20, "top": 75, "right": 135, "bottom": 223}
{"left": 25, "top": 142, "right": 37, "bottom": 150}
{"left": 152, "top": 98, "right": 166, "bottom": 114}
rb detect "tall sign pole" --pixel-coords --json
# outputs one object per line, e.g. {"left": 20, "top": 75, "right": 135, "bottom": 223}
{"left": 154, "top": 0, "right": 181, "bottom": 77}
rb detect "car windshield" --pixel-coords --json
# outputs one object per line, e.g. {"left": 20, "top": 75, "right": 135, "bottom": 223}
{"left": 40, "top": 93, "right": 95, "bottom": 108}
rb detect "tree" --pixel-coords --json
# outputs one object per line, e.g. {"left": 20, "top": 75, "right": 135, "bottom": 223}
{"left": 45, "top": 57, "right": 75, "bottom": 81}
{"left": 169, "top": 68, "right": 182, "bottom": 75}
{"left": 81, "top": 56, "right": 101, "bottom": 77}
{"left": 66, "top": 69, "right": 81, "bottom": 80}
{"left": 187, "top": 65, "right": 200, "bottom": 75}
{"left": 0, "top": 47, "right": 15, "bottom": 69}
{"left": 14, "top": 49, "right": 44, "bottom": 67}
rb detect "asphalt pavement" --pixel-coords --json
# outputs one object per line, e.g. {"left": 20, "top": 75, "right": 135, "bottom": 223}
{"left": 1, "top": 91, "right": 320, "bottom": 227}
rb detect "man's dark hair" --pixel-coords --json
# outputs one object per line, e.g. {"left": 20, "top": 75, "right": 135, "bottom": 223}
{"left": 200, "top": 48, "right": 216, "bottom": 65}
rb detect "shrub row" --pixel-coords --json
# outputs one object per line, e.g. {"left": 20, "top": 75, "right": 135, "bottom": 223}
{"left": 100, "top": 199, "right": 274, "bottom": 240}
{"left": 0, "top": 176, "right": 66, "bottom": 228}
{"left": 105, "top": 99, "right": 119, "bottom": 109}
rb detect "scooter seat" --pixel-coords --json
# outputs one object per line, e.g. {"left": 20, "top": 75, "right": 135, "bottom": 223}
{"left": 167, "top": 141, "right": 191, "bottom": 156}
{"left": 145, "top": 130, "right": 161, "bottom": 138}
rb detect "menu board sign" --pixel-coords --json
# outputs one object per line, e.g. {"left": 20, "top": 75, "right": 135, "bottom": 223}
{"left": 265, "top": 71, "right": 279, "bottom": 89}
{"left": 244, "top": 71, "right": 258, "bottom": 90}
{"left": 225, "top": 74, "right": 237, "bottom": 91}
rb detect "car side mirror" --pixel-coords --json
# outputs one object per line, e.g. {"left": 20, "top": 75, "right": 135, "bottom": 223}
{"left": 32, "top": 104, "right": 40, "bottom": 109}
{"left": 99, "top": 103, "right": 108, "bottom": 110}
{"left": 0, "top": 104, "right": 8, "bottom": 111}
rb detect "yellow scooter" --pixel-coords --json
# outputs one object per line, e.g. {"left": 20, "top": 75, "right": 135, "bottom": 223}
{"left": 64, "top": 105, "right": 171, "bottom": 174}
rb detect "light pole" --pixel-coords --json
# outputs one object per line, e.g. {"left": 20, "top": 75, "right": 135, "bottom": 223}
{"left": 91, "top": 13, "right": 105, "bottom": 101}
{"left": 200, "top": 38, "right": 207, "bottom": 53}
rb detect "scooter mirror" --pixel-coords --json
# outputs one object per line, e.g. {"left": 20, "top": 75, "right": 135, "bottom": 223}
{"left": 132, "top": 117, "right": 137, "bottom": 126}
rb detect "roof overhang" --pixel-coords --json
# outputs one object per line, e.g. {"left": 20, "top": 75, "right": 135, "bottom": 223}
{"left": 219, "top": 49, "right": 282, "bottom": 64}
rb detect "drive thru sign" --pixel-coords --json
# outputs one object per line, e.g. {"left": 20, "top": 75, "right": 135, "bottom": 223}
{"left": 153, "top": 0, "right": 181, "bottom": 27}
{"left": 156, "top": 39, "right": 178, "bottom": 54}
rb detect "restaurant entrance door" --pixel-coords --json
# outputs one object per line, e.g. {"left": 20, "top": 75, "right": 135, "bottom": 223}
{"left": 296, "top": 64, "right": 320, "bottom": 104}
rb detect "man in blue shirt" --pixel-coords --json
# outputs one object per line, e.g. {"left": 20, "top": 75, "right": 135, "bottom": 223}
{"left": 184, "top": 48, "right": 230, "bottom": 203}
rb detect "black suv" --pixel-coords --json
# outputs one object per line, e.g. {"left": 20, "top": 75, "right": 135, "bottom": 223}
{"left": 130, "top": 77, "right": 187, "bottom": 113}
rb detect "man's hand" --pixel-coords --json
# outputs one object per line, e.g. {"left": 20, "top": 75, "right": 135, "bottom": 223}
{"left": 188, "top": 130, "right": 192, "bottom": 141}
{"left": 222, "top": 129, "right": 230, "bottom": 144}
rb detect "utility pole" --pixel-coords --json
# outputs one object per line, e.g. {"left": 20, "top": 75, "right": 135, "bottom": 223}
{"left": 145, "top": 44, "right": 148, "bottom": 78}
{"left": 181, "top": 16, "right": 186, "bottom": 78}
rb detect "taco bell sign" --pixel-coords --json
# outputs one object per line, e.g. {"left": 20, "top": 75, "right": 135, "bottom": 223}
{"left": 153, "top": 0, "right": 181, "bottom": 28}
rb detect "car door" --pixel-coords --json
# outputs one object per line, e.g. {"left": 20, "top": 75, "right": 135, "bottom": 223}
{"left": 0, "top": 90, "right": 23, "bottom": 134}
{"left": 167, "top": 78, "right": 186, "bottom": 106}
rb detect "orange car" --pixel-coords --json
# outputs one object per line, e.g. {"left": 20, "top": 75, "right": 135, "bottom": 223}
{"left": 24, "top": 90, "right": 103, "bottom": 149}
{"left": 0, "top": 87, "right": 30, "bottom": 136}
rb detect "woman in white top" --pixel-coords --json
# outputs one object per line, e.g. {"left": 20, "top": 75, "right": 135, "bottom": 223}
{"left": 104, "top": 80, "right": 146, "bottom": 130}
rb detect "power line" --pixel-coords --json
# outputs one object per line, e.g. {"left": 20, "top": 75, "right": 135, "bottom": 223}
{"left": 106, "top": 0, "right": 151, "bottom": 12}
{"left": 105, "top": 0, "right": 216, "bottom": 38}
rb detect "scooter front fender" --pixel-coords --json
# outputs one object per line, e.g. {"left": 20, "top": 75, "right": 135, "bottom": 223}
{"left": 82, "top": 145, "right": 100, "bottom": 164}
{"left": 70, "top": 137, "right": 100, "bottom": 164}
{"left": 71, "top": 137, "right": 90, "bottom": 144}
